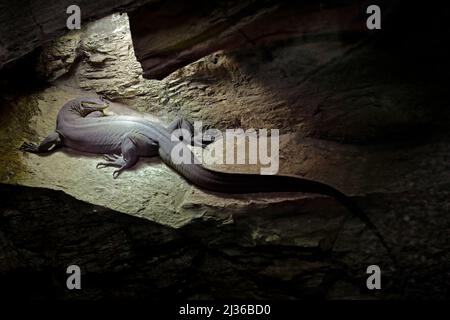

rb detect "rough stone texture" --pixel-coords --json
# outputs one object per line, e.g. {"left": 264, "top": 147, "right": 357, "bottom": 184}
{"left": 0, "top": 0, "right": 157, "bottom": 69}
{"left": 129, "top": 0, "right": 281, "bottom": 79}
{"left": 0, "top": 1, "right": 449, "bottom": 299}
{"left": 36, "top": 8, "right": 450, "bottom": 143}
{"left": 129, "top": 0, "right": 379, "bottom": 79}
{"left": 36, "top": 31, "right": 83, "bottom": 81}
{"left": 1, "top": 175, "right": 449, "bottom": 299}
{"left": 77, "top": 14, "right": 151, "bottom": 99}
{"left": 34, "top": 14, "right": 161, "bottom": 105}
{"left": 0, "top": 0, "right": 368, "bottom": 75}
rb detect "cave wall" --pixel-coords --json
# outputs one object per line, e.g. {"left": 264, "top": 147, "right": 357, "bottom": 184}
{"left": 128, "top": 0, "right": 376, "bottom": 79}
{"left": 0, "top": 0, "right": 157, "bottom": 69}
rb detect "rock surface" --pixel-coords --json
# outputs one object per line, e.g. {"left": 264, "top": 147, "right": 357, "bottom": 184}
{"left": 1, "top": 78, "right": 449, "bottom": 298}
{"left": 0, "top": 0, "right": 157, "bottom": 69}
{"left": 35, "top": 9, "right": 450, "bottom": 143}
{"left": 129, "top": 0, "right": 373, "bottom": 79}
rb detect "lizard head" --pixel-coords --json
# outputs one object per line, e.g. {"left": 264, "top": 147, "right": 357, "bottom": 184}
{"left": 79, "top": 97, "right": 110, "bottom": 117}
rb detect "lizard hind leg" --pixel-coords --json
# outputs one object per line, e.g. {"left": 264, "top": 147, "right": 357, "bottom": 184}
{"left": 167, "top": 117, "right": 214, "bottom": 148}
{"left": 19, "top": 132, "right": 61, "bottom": 153}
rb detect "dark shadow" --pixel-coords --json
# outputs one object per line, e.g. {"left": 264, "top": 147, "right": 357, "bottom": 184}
{"left": 216, "top": 1, "right": 450, "bottom": 144}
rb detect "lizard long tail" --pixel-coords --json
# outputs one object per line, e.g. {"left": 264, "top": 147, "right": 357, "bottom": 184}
{"left": 159, "top": 145, "right": 397, "bottom": 265}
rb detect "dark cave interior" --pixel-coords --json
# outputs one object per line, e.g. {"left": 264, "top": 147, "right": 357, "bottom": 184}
{"left": 0, "top": 0, "right": 449, "bottom": 300}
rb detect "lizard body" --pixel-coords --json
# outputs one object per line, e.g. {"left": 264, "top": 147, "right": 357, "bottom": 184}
{"left": 20, "top": 97, "right": 394, "bottom": 260}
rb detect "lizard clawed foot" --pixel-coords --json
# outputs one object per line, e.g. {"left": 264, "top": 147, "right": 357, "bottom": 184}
{"left": 96, "top": 154, "right": 125, "bottom": 169}
{"left": 19, "top": 141, "right": 39, "bottom": 153}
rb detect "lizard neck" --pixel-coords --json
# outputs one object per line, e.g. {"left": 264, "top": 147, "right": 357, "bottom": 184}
{"left": 57, "top": 99, "right": 84, "bottom": 125}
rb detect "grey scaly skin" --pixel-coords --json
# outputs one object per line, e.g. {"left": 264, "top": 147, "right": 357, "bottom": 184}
{"left": 19, "top": 97, "right": 396, "bottom": 263}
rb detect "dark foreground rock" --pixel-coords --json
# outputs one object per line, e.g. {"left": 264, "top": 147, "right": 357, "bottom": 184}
{"left": 1, "top": 181, "right": 449, "bottom": 300}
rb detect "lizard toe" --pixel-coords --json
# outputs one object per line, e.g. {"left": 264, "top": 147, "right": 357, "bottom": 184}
{"left": 19, "top": 142, "right": 38, "bottom": 152}
{"left": 96, "top": 162, "right": 109, "bottom": 169}
{"left": 112, "top": 170, "right": 122, "bottom": 179}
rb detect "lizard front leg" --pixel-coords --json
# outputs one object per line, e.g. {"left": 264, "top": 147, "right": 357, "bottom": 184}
{"left": 96, "top": 154, "right": 125, "bottom": 169}
{"left": 96, "top": 133, "right": 158, "bottom": 178}
{"left": 19, "top": 132, "right": 61, "bottom": 153}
